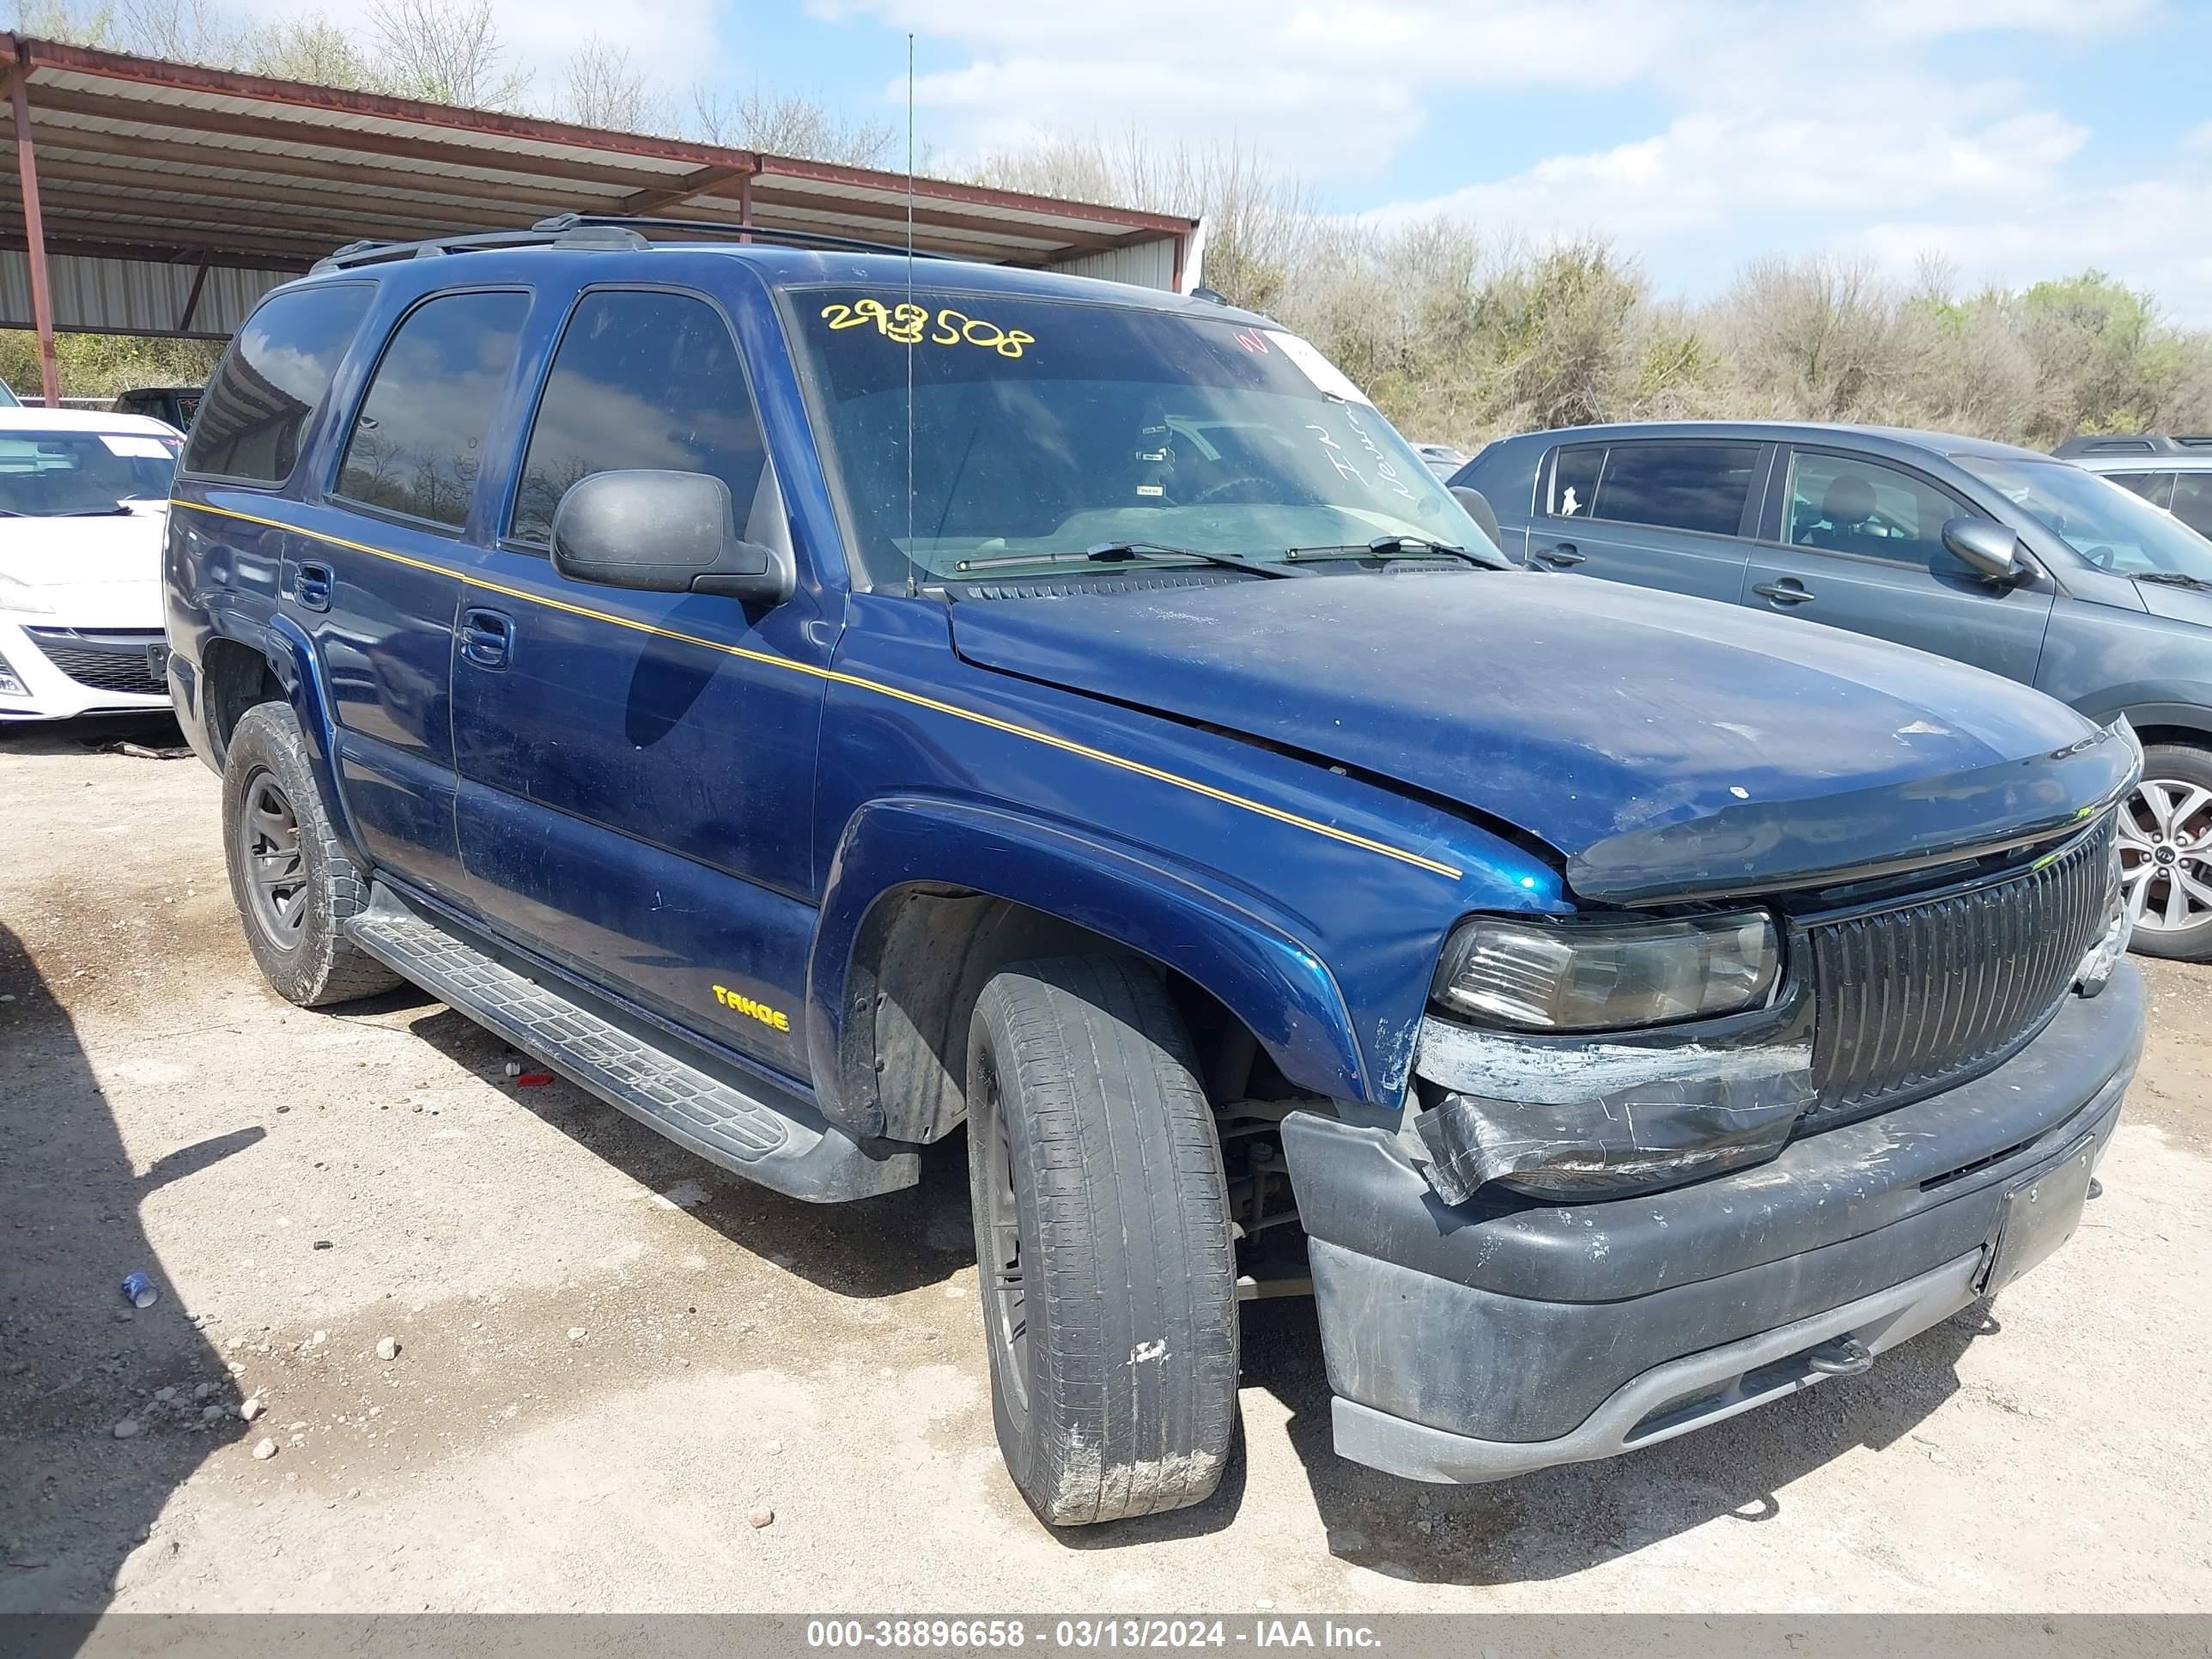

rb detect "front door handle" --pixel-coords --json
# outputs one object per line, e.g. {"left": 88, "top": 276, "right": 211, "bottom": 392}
{"left": 460, "top": 607, "right": 513, "bottom": 669}
{"left": 1532, "top": 542, "right": 1585, "bottom": 568}
{"left": 295, "top": 561, "right": 333, "bottom": 612}
{"left": 1753, "top": 580, "right": 1814, "bottom": 606}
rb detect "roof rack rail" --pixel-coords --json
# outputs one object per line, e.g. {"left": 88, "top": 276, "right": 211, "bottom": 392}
{"left": 308, "top": 215, "right": 957, "bottom": 275}
{"left": 2054, "top": 431, "right": 2212, "bottom": 459}
{"left": 313, "top": 222, "right": 647, "bottom": 273}
{"left": 532, "top": 212, "right": 951, "bottom": 260}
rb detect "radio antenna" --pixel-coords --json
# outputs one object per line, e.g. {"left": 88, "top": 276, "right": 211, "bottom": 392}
{"left": 903, "top": 31, "right": 918, "bottom": 597}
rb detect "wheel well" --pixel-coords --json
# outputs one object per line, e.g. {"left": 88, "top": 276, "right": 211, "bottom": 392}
{"left": 844, "top": 886, "right": 1272, "bottom": 1146}
{"left": 201, "top": 638, "right": 283, "bottom": 766}
{"left": 2127, "top": 724, "right": 2212, "bottom": 755}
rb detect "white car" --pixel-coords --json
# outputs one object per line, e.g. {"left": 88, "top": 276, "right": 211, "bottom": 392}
{"left": 0, "top": 408, "right": 184, "bottom": 722}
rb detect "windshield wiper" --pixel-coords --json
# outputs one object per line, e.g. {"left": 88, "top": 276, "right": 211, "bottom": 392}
{"left": 2135, "top": 571, "right": 2212, "bottom": 592}
{"left": 953, "top": 541, "right": 1309, "bottom": 579}
{"left": 1284, "top": 534, "right": 1500, "bottom": 569}
{"left": 58, "top": 506, "right": 133, "bottom": 518}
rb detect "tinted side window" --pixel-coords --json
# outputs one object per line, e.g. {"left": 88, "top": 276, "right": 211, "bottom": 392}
{"left": 1784, "top": 452, "right": 1964, "bottom": 569}
{"left": 334, "top": 291, "right": 529, "bottom": 531}
{"left": 183, "top": 283, "right": 374, "bottom": 483}
{"left": 508, "top": 291, "right": 766, "bottom": 548}
{"left": 2106, "top": 471, "right": 2174, "bottom": 508}
{"left": 1547, "top": 443, "right": 1605, "bottom": 519}
{"left": 1593, "top": 441, "right": 1759, "bottom": 537}
{"left": 2170, "top": 474, "right": 2212, "bottom": 538}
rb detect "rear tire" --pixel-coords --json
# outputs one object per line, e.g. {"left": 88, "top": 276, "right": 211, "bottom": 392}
{"left": 965, "top": 955, "right": 1238, "bottom": 1527}
{"left": 2118, "top": 742, "right": 2212, "bottom": 962}
{"left": 222, "top": 701, "right": 399, "bottom": 1007}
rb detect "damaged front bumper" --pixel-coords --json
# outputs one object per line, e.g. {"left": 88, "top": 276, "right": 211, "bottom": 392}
{"left": 1279, "top": 962, "right": 2143, "bottom": 1485}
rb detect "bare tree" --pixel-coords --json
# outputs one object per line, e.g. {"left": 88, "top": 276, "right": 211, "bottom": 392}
{"left": 563, "top": 37, "right": 659, "bottom": 132}
{"left": 246, "top": 17, "right": 373, "bottom": 88}
{"left": 969, "top": 130, "right": 1316, "bottom": 313}
{"left": 13, "top": 0, "right": 123, "bottom": 48}
{"left": 114, "top": 0, "right": 235, "bottom": 64}
{"left": 364, "top": 0, "right": 527, "bottom": 109}
{"left": 686, "top": 84, "right": 896, "bottom": 166}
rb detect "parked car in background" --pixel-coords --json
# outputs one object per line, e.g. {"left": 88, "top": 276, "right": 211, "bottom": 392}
{"left": 2057, "top": 432, "right": 2212, "bottom": 542}
{"left": 1413, "top": 441, "right": 1468, "bottom": 478}
{"left": 111, "top": 384, "right": 203, "bottom": 431}
{"left": 1453, "top": 420, "right": 2212, "bottom": 959}
{"left": 167, "top": 228, "right": 2139, "bottom": 1526}
{"left": 0, "top": 408, "right": 183, "bottom": 721}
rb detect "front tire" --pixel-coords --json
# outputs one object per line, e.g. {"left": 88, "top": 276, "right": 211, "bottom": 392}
{"left": 965, "top": 955, "right": 1238, "bottom": 1527}
{"left": 222, "top": 702, "right": 399, "bottom": 1006}
{"left": 2118, "top": 743, "right": 2212, "bottom": 962}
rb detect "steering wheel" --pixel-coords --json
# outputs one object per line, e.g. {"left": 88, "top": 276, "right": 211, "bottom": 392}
{"left": 1187, "top": 474, "right": 1273, "bottom": 507}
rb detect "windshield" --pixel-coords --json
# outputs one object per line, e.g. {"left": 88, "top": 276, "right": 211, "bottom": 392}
{"left": 0, "top": 431, "right": 181, "bottom": 518}
{"left": 789, "top": 287, "right": 1492, "bottom": 585}
{"left": 1956, "top": 454, "right": 2212, "bottom": 582}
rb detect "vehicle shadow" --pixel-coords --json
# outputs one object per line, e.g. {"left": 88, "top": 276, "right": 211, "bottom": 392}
{"left": 391, "top": 1003, "right": 970, "bottom": 1300}
{"left": 1235, "top": 1293, "right": 1988, "bottom": 1582}
{"left": 0, "top": 921, "right": 262, "bottom": 1621}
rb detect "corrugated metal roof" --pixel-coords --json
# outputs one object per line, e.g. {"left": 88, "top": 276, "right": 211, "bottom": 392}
{"left": 1, "top": 32, "right": 1194, "bottom": 337}
{"left": 0, "top": 248, "right": 285, "bottom": 336}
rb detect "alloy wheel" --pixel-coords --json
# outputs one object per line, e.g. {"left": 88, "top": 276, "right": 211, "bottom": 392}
{"left": 240, "top": 768, "right": 311, "bottom": 948}
{"left": 2117, "top": 778, "right": 2212, "bottom": 933}
{"left": 976, "top": 1054, "right": 1030, "bottom": 1431}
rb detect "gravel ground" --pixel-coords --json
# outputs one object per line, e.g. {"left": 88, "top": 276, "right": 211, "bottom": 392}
{"left": 3, "top": 720, "right": 2209, "bottom": 1614}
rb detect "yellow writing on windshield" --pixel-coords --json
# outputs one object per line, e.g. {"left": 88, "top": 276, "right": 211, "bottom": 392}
{"left": 820, "top": 298, "right": 1036, "bottom": 358}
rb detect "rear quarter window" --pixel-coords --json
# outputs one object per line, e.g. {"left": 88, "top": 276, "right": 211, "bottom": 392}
{"left": 1591, "top": 441, "right": 1760, "bottom": 537}
{"left": 182, "top": 283, "right": 375, "bottom": 485}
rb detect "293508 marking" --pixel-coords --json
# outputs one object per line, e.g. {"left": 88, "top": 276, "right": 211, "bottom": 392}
{"left": 820, "top": 298, "right": 1036, "bottom": 357}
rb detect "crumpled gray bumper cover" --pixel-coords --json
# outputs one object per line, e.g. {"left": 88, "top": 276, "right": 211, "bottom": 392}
{"left": 1281, "top": 963, "right": 2143, "bottom": 1481}
{"left": 1413, "top": 1064, "right": 1814, "bottom": 1205}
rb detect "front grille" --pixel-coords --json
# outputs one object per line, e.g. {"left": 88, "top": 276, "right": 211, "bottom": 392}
{"left": 1807, "top": 815, "right": 2116, "bottom": 1116}
{"left": 23, "top": 629, "right": 167, "bottom": 697}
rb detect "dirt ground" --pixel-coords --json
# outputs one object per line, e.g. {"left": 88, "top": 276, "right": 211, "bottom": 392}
{"left": 3, "top": 719, "right": 2209, "bottom": 1616}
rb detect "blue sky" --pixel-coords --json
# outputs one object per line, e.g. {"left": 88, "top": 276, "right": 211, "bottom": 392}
{"left": 349, "top": 0, "right": 2212, "bottom": 316}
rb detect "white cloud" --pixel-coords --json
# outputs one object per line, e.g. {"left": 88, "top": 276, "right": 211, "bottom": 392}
{"left": 1858, "top": 175, "right": 2212, "bottom": 321}
{"left": 816, "top": 0, "right": 2204, "bottom": 315}
{"left": 815, "top": 0, "right": 1708, "bottom": 174}
{"left": 214, "top": 0, "right": 730, "bottom": 106}
{"left": 1856, "top": 0, "right": 2158, "bottom": 40}
{"left": 1368, "top": 76, "right": 2087, "bottom": 244}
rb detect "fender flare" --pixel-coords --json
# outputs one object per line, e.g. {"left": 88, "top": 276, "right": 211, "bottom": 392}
{"left": 2083, "top": 693, "right": 2212, "bottom": 744}
{"left": 805, "top": 795, "right": 1369, "bottom": 1137}
{"left": 260, "top": 612, "right": 369, "bottom": 865}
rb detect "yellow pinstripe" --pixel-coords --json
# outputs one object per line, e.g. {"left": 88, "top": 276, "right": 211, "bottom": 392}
{"left": 171, "top": 497, "right": 1466, "bottom": 880}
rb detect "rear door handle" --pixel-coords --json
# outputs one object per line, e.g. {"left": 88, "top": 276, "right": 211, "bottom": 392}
{"left": 1532, "top": 542, "right": 1584, "bottom": 568}
{"left": 1753, "top": 580, "right": 1814, "bottom": 605}
{"left": 460, "top": 607, "right": 513, "bottom": 669}
{"left": 295, "top": 561, "right": 333, "bottom": 612}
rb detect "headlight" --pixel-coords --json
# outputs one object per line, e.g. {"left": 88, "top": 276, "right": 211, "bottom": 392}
{"left": 1432, "top": 910, "right": 1780, "bottom": 1032}
{"left": 0, "top": 573, "right": 55, "bottom": 614}
{"left": 2075, "top": 828, "right": 2131, "bottom": 998}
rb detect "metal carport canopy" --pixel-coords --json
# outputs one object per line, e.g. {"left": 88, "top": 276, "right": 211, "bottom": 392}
{"left": 0, "top": 33, "right": 1198, "bottom": 404}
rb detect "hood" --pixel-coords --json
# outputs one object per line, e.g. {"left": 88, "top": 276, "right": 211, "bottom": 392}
{"left": 949, "top": 571, "right": 2126, "bottom": 900}
{"left": 2131, "top": 579, "right": 2212, "bottom": 628}
{"left": 0, "top": 507, "right": 167, "bottom": 626}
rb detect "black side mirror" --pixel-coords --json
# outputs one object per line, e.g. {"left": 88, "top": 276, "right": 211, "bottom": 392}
{"left": 1942, "top": 516, "right": 2027, "bottom": 585}
{"left": 1451, "top": 483, "right": 1502, "bottom": 549}
{"left": 550, "top": 470, "right": 793, "bottom": 606}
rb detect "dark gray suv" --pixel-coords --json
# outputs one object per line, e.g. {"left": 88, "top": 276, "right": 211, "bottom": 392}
{"left": 1455, "top": 421, "right": 2212, "bottom": 959}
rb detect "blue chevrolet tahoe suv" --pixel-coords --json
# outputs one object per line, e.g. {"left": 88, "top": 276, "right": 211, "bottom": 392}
{"left": 166, "top": 220, "right": 2143, "bottom": 1527}
{"left": 1454, "top": 420, "right": 2212, "bottom": 962}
